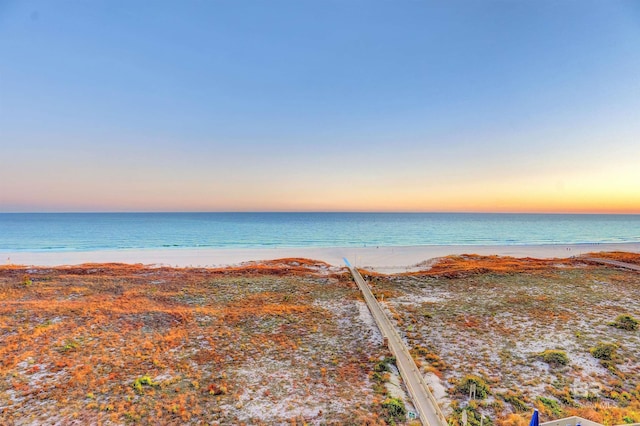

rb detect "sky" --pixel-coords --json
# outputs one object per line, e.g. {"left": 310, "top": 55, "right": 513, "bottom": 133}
{"left": 1, "top": 1, "right": 639, "bottom": 213}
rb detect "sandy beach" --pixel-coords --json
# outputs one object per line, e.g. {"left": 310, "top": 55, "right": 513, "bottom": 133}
{"left": 5, "top": 242, "right": 640, "bottom": 272}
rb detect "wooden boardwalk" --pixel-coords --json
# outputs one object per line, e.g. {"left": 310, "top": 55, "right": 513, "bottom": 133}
{"left": 345, "top": 259, "right": 447, "bottom": 426}
{"left": 581, "top": 257, "right": 640, "bottom": 272}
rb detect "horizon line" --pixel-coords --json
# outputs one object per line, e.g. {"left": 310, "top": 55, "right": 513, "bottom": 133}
{"left": 2, "top": 210, "right": 639, "bottom": 215}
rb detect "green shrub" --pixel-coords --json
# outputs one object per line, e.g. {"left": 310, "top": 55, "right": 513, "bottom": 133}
{"left": 371, "top": 359, "right": 392, "bottom": 396}
{"left": 374, "top": 356, "right": 396, "bottom": 373}
{"left": 600, "top": 359, "right": 619, "bottom": 374}
{"left": 372, "top": 381, "right": 386, "bottom": 395}
{"left": 454, "top": 375, "right": 490, "bottom": 399}
{"left": 539, "top": 349, "right": 569, "bottom": 366}
{"left": 60, "top": 340, "right": 79, "bottom": 353}
{"left": 374, "top": 360, "right": 390, "bottom": 373}
{"left": 456, "top": 402, "right": 494, "bottom": 426}
{"left": 412, "top": 346, "right": 430, "bottom": 357}
{"left": 550, "top": 387, "right": 576, "bottom": 406}
{"left": 609, "top": 314, "right": 638, "bottom": 331}
{"left": 590, "top": 342, "right": 618, "bottom": 361}
{"left": 21, "top": 275, "right": 33, "bottom": 287}
{"left": 500, "top": 391, "right": 529, "bottom": 412}
{"left": 381, "top": 397, "right": 406, "bottom": 423}
{"left": 371, "top": 372, "right": 388, "bottom": 383}
{"left": 581, "top": 392, "right": 599, "bottom": 403}
{"left": 618, "top": 391, "right": 632, "bottom": 406}
{"left": 132, "top": 375, "right": 159, "bottom": 394}
{"left": 537, "top": 396, "right": 564, "bottom": 417}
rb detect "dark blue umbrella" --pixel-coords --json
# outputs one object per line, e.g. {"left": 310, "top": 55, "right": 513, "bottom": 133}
{"left": 529, "top": 409, "right": 539, "bottom": 426}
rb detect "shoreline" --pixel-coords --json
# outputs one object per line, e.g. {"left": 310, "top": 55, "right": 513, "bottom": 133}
{"left": 4, "top": 242, "right": 640, "bottom": 272}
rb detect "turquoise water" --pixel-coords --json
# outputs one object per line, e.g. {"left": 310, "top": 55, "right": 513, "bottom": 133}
{"left": 0, "top": 213, "right": 639, "bottom": 252}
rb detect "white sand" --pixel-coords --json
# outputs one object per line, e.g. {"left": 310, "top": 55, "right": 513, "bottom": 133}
{"left": 4, "top": 242, "right": 640, "bottom": 271}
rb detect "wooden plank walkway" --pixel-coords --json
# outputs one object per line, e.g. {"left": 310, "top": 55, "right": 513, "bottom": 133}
{"left": 345, "top": 258, "right": 447, "bottom": 426}
{"left": 581, "top": 257, "right": 640, "bottom": 271}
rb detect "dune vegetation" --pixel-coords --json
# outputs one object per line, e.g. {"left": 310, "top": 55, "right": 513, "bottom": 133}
{"left": 1, "top": 253, "right": 638, "bottom": 425}
{"left": 0, "top": 259, "right": 397, "bottom": 425}
{"left": 363, "top": 254, "right": 640, "bottom": 426}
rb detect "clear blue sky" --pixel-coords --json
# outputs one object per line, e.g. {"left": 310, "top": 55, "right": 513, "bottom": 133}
{"left": 1, "top": 1, "right": 639, "bottom": 212}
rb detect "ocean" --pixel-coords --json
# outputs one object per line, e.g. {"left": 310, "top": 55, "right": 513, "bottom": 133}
{"left": 0, "top": 213, "right": 639, "bottom": 252}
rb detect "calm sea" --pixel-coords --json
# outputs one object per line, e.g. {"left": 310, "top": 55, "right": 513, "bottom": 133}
{"left": 0, "top": 213, "right": 639, "bottom": 252}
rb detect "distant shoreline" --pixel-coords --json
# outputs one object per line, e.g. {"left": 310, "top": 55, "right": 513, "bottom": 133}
{"left": 5, "top": 242, "right": 640, "bottom": 272}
